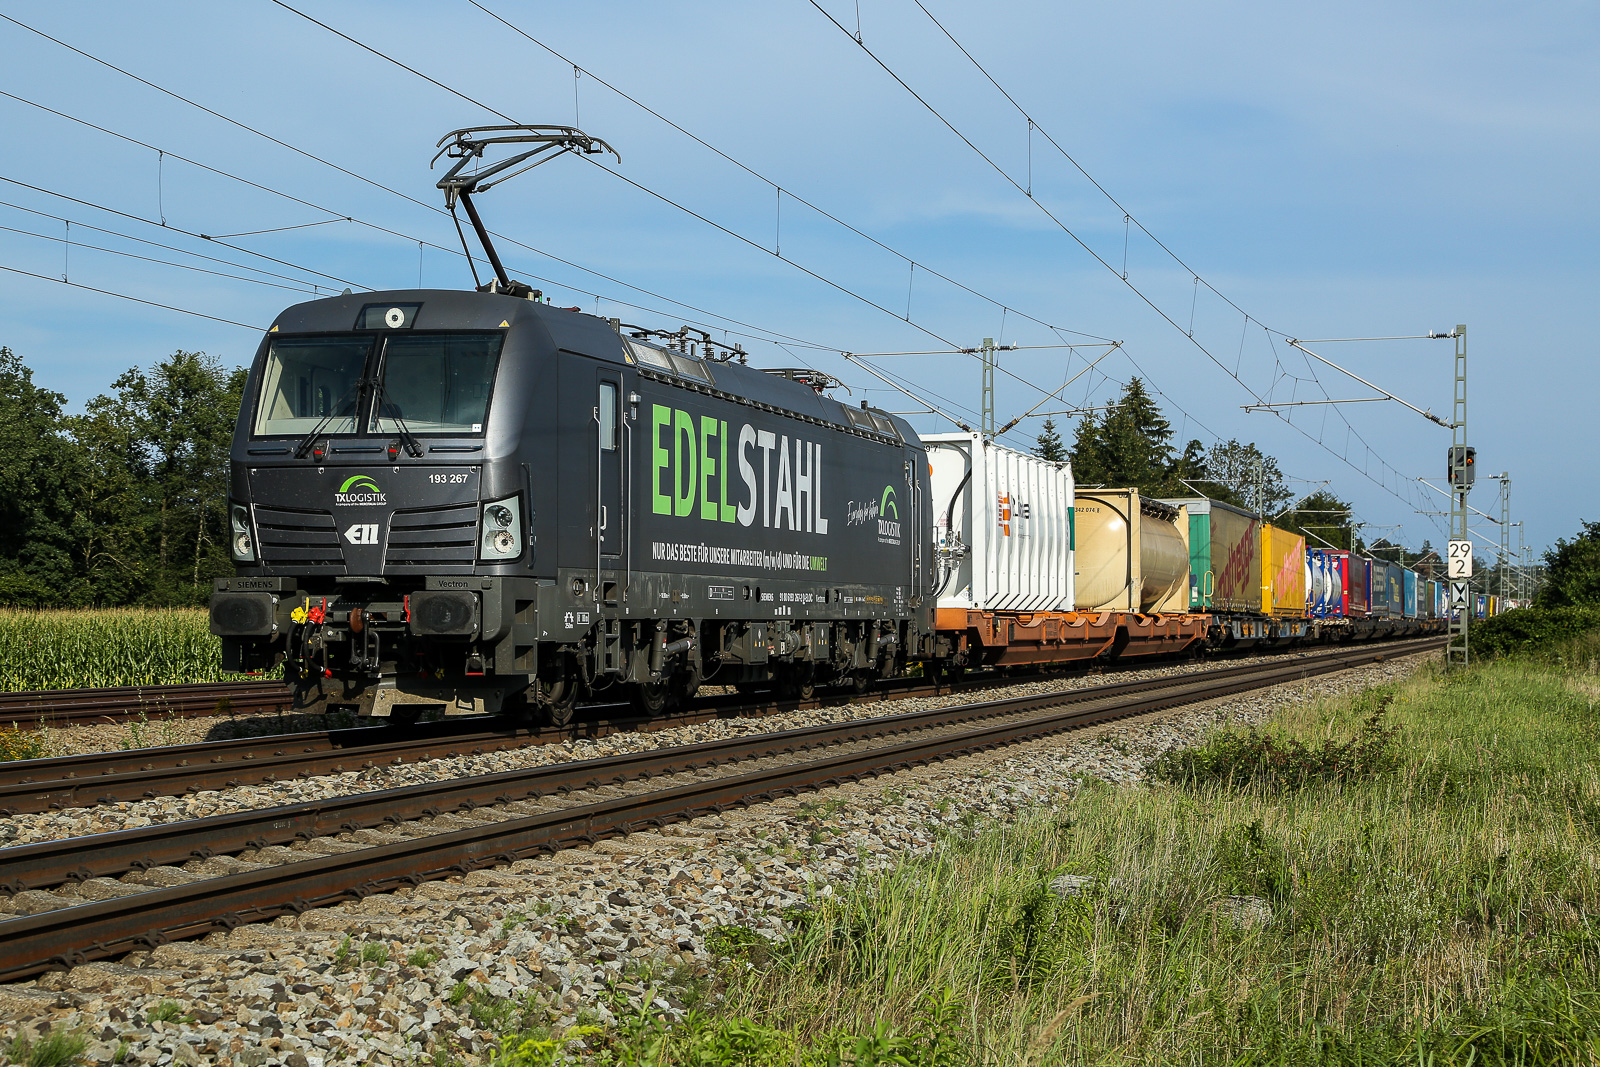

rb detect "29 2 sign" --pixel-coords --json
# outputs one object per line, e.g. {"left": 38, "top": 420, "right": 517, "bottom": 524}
{"left": 1447, "top": 539, "right": 1473, "bottom": 579}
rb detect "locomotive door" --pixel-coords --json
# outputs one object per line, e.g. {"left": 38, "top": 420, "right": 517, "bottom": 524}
{"left": 595, "top": 375, "right": 623, "bottom": 570}
{"left": 595, "top": 375, "right": 617, "bottom": 556}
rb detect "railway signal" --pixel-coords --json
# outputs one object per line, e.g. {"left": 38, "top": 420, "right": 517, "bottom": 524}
{"left": 1447, "top": 445, "right": 1476, "bottom": 491}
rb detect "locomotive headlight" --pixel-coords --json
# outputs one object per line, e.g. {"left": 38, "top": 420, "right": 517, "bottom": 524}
{"left": 479, "top": 495, "right": 523, "bottom": 561}
{"left": 229, "top": 504, "right": 256, "bottom": 562}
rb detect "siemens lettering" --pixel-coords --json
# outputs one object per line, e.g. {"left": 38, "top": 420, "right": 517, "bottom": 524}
{"left": 650, "top": 404, "right": 829, "bottom": 534}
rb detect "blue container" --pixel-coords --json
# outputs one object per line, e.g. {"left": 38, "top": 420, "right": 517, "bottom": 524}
{"left": 1402, "top": 569, "right": 1418, "bottom": 619}
{"left": 1367, "top": 560, "right": 1404, "bottom": 618}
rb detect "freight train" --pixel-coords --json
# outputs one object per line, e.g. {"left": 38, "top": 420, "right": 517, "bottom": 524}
{"left": 209, "top": 288, "right": 1458, "bottom": 725}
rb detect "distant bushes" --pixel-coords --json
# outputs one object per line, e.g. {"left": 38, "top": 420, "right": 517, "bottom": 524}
{"left": 1471, "top": 606, "right": 1600, "bottom": 661}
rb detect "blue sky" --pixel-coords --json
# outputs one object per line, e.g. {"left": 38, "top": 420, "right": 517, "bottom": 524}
{"left": 1, "top": 1, "right": 1593, "bottom": 561}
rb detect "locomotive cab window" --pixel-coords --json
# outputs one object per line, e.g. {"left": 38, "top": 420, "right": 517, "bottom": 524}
{"left": 369, "top": 332, "right": 503, "bottom": 435}
{"left": 253, "top": 336, "right": 374, "bottom": 436}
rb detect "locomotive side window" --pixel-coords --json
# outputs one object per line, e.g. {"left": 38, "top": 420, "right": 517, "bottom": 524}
{"left": 252, "top": 336, "right": 373, "bottom": 436}
{"left": 598, "top": 382, "right": 618, "bottom": 451}
{"left": 370, "top": 332, "right": 503, "bottom": 435}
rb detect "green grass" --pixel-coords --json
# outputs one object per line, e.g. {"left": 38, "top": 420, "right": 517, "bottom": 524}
{"left": 560, "top": 650, "right": 1598, "bottom": 1066}
{"left": 3, "top": 1028, "right": 89, "bottom": 1067}
{"left": 443, "top": 646, "right": 1600, "bottom": 1065}
{"left": 0, "top": 608, "right": 247, "bottom": 691}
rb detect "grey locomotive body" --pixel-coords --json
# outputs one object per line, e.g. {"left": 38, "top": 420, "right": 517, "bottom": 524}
{"left": 210, "top": 289, "right": 934, "bottom": 722}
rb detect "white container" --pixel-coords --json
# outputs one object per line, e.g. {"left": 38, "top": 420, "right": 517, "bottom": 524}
{"left": 924, "top": 433, "right": 1074, "bottom": 613}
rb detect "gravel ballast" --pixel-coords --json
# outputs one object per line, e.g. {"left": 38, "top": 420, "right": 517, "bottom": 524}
{"left": 0, "top": 652, "right": 1431, "bottom": 1065}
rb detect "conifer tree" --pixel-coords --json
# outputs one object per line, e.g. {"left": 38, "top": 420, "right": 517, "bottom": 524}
{"left": 1032, "top": 417, "right": 1067, "bottom": 463}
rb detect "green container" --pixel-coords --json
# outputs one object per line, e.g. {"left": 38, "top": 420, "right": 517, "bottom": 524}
{"left": 1161, "top": 498, "right": 1262, "bottom": 614}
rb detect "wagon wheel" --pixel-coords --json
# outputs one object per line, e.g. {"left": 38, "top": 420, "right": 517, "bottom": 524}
{"left": 845, "top": 668, "right": 876, "bottom": 695}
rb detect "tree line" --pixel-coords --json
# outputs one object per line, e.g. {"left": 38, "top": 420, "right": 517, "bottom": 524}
{"left": 0, "top": 346, "right": 242, "bottom": 607}
{"left": 1032, "top": 377, "right": 1362, "bottom": 555}
{"left": 0, "top": 347, "right": 1514, "bottom": 608}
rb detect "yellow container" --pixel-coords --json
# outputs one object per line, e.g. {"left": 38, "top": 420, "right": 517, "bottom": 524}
{"left": 1260, "top": 523, "right": 1307, "bottom": 618}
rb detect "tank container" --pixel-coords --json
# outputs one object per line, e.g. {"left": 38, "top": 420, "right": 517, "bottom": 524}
{"left": 924, "top": 433, "right": 1073, "bottom": 613}
{"left": 1073, "top": 489, "right": 1190, "bottom": 613}
{"left": 1310, "top": 549, "right": 1348, "bottom": 617}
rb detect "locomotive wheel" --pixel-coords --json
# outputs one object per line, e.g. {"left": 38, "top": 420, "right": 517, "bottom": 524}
{"left": 542, "top": 679, "right": 578, "bottom": 728}
{"left": 672, "top": 663, "right": 702, "bottom": 706}
{"left": 775, "top": 663, "right": 815, "bottom": 702}
{"left": 536, "top": 654, "right": 579, "bottom": 728}
{"left": 630, "top": 679, "right": 670, "bottom": 716}
{"left": 845, "top": 669, "right": 875, "bottom": 695}
{"left": 387, "top": 706, "right": 421, "bottom": 728}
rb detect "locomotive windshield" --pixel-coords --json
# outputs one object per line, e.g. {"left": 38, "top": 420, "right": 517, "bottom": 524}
{"left": 251, "top": 332, "right": 502, "bottom": 437}
{"left": 369, "top": 332, "right": 502, "bottom": 435}
{"left": 252, "top": 336, "right": 373, "bottom": 436}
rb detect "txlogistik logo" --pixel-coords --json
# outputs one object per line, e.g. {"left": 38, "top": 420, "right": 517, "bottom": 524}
{"left": 847, "top": 485, "right": 902, "bottom": 545}
{"left": 334, "top": 474, "right": 386, "bottom": 507}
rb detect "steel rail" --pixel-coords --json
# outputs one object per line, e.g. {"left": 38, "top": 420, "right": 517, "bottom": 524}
{"left": 0, "top": 672, "right": 988, "bottom": 811}
{"left": 0, "top": 644, "right": 1423, "bottom": 893}
{"left": 0, "top": 668, "right": 974, "bottom": 793}
{"left": 0, "top": 681, "right": 293, "bottom": 728}
{"left": 0, "top": 640, "right": 1423, "bottom": 813}
{"left": 0, "top": 638, "right": 1438, "bottom": 981}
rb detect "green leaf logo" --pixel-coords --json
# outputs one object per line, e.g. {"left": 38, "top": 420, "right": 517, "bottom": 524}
{"left": 880, "top": 485, "right": 898, "bottom": 519}
{"left": 339, "top": 475, "right": 381, "bottom": 494}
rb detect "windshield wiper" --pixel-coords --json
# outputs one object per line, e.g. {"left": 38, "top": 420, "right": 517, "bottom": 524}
{"left": 371, "top": 375, "right": 424, "bottom": 458}
{"left": 293, "top": 377, "right": 368, "bottom": 458}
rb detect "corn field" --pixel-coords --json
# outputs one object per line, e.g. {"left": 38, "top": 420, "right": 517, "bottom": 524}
{"left": 0, "top": 609, "right": 247, "bottom": 691}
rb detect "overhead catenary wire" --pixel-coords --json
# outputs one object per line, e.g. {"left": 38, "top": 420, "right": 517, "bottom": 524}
{"left": 912, "top": 0, "right": 1443, "bottom": 529}
{"left": 0, "top": 262, "right": 263, "bottom": 329}
{"left": 264, "top": 0, "right": 1161, "bottom": 386}
{"left": 0, "top": 222, "right": 323, "bottom": 294}
{"left": 463, "top": 0, "right": 1115, "bottom": 345}
{"left": 263, "top": 0, "right": 969, "bottom": 352}
{"left": 0, "top": 197, "right": 325, "bottom": 290}
{"left": 0, "top": 82, "right": 840, "bottom": 354}
{"left": 0, "top": 36, "right": 843, "bottom": 356}
{"left": 0, "top": 174, "right": 371, "bottom": 291}
{"left": 807, "top": 1, "right": 1439, "bottom": 532}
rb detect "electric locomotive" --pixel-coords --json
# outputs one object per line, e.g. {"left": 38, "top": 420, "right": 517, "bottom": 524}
{"left": 209, "top": 288, "right": 935, "bottom": 724}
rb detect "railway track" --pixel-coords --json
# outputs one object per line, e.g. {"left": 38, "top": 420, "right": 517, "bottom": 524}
{"left": 0, "top": 680, "right": 292, "bottom": 728}
{"left": 0, "top": 671, "right": 998, "bottom": 813}
{"left": 0, "top": 636, "right": 1440, "bottom": 982}
{"left": 0, "top": 631, "right": 1433, "bottom": 730}
{"left": 0, "top": 639, "right": 1428, "bottom": 813}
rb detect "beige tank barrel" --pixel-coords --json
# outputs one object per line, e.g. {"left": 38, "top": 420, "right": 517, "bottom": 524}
{"left": 1073, "top": 489, "right": 1189, "bottom": 613}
